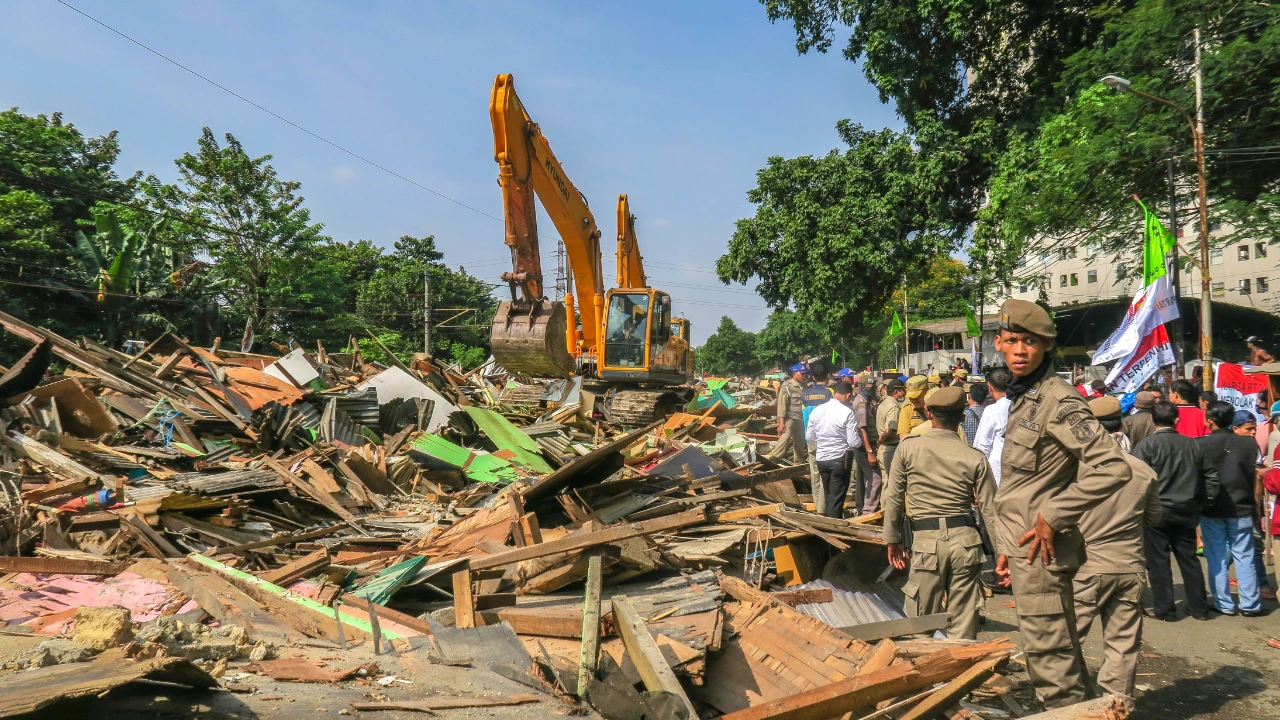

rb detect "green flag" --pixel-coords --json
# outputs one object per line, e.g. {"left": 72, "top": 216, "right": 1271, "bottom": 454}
{"left": 889, "top": 312, "right": 904, "bottom": 337}
{"left": 1137, "top": 198, "right": 1175, "bottom": 286}
{"left": 964, "top": 305, "right": 982, "bottom": 337}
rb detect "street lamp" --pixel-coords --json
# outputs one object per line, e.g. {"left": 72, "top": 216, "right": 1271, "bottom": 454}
{"left": 1103, "top": 73, "right": 1214, "bottom": 390}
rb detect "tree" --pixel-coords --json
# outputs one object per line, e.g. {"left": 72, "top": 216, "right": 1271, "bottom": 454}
{"left": 755, "top": 309, "right": 830, "bottom": 368}
{"left": 0, "top": 108, "right": 136, "bottom": 340}
{"left": 697, "top": 316, "right": 760, "bottom": 376}
{"left": 717, "top": 119, "right": 972, "bottom": 336}
{"left": 760, "top": 1, "right": 1280, "bottom": 282}
{"left": 173, "top": 128, "right": 329, "bottom": 345}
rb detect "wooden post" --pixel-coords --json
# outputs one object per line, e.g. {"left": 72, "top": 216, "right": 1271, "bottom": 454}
{"left": 577, "top": 554, "right": 603, "bottom": 694}
{"left": 897, "top": 658, "right": 999, "bottom": 720}
{"left": 452, "top": 567, "right": 475, "bottom": 629}
{"left": 611, "top": 594, "right": 696, "bottom": 719}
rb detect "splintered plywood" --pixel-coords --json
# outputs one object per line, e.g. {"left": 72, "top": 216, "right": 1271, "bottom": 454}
{"left": 412, "top": 505, "right": 516, "bottom": 562}
{"left": 695, "top": 599, "right": 874, "bottom": 714}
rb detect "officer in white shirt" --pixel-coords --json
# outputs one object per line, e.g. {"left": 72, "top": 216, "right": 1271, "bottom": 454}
{"left": 973, "top": 365, "right": 1013, "bottom": 486}
{"left": 805, "top": 380, "right": 861, "bottom": 518}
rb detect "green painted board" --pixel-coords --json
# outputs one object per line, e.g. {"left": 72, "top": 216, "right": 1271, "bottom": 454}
{"left": 407, "top": 433, "right": 521, "bottom": 484}
{"left": 350, "top": 555, "right": 427, "bottom": 606}
{"left": 463, "top": 406, "right": 553, "bottom": 474}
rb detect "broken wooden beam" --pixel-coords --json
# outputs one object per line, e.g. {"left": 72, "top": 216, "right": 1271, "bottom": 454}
{"left": 768, "top": 588, "right": 834, "bottom": 606}
{"left": 898, "top": 658, "right": 1000, "bottom": 720}
{"left": 167, "top": 561, "right": 301, "bottom": 644}
{"left": 261, "top": 548, "right": 330, "bottom": 587}
{"left": 1019, "top": 696, "right": 1128, "bottom": 720}
{"left": 578, "top": 553, "right": 604, "bottom": 694}
{"left": 214, "top": 524, "right": 342, "bottom": 555}
{"left": 612, "top": 594, "right": 697, "bottom": 720}
{"left": 0, "top": 556, "right": 127, "bottom": 575}
{"left": 469, "top": 507, "right": 707, "bottom": 571}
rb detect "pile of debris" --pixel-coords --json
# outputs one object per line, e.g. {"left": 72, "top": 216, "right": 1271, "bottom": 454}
{"left": 0, "top": 313, "right": 1121, "bottom": 719}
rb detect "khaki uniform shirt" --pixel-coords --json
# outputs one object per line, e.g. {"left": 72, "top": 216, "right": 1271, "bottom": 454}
{"left": 778, "top": 378, "right": 804, "bottom": 421}
{"left": 897, "top": 401, "right": 927, "bottom": 439}
{"left": 1076, "top": 453, "right": 1163, "bottom": 576}
{"left": 883, "top": 429, "right": 999, "bottom": 545}
{"left": 910, "top": 420, "right": 967, "bottom": 444}
{"left": 877, "top": 396, "right": 902, "bottom": 444}
{"left": 996, "top": 373, "right": 1134, "bottom": 563}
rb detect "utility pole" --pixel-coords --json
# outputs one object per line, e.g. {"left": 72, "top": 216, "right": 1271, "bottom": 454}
{"left": 1193, "top": 27, "right": 1214, "bottom": 391}
{"left": 1167, "top": 154, "right": 1183, "bottom": 378}
{"left": 554, "top": 239, "right": 566, "bottom": 302}
{"left": 423, "top": 270, "right": 431, "bottom": 356}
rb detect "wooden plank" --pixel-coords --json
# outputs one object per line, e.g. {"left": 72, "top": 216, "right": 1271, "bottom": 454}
{"left": 839, "top": 614, "right": 950, "bottom": 642}
{"left": 1, "top": 433, "right": 105, "bottom": 482}
{"left": 167, "top": 561, "right": 300, "bottom": 644}
{"left": 22, "top": 478, "right": 92, "bottom": 504}
{"left": 709, "top": 503, "right": 784, "bottom": 522}
{"left": 1013, "top": 696, "right": 1127, "bottom": 719}
{"left": 478, "top": 606, "right": 591, "bottom": 639}
{"left": 612, "top": 594, "right": 696, "bottom": 720}
{"left": 0, "top": 556, "right": 126, "bottom": 575}
{"left": 769, "top": 513, "right": 850, "bottom": 551}
{"left": 299, "top": 459, "right": 343, "bottom": 493}
{"left": 213, "top": 524, "right": 343, "bottom": 555}
{"left": 469, "top": 507, "right": 707, "bottom": 571}
{"left": 715, "top": 644, "right": 1009, "bottom": 720}
{"left": 453, "top": 568, "right": 475, "bottom": 628}
{"left": 898, "top": 659, "right": 1000, "bottom": 720}
{"left": 856, "top": 640, "right": 898, "bottom": 676}
{"left": 351, "top": 695, "right": 540, "bottom": 712}
{"left": 519, "top": 512, "right": 543, "bottom": 544}
{"left": 260, "top": 456, "right": 361, "bottom": 524}
{"left": 768, "top": 588, "right": 833, "bottom": 606}
{"left": 261, "top": 548, "right": 330, "bottom": 587}
{"left": 121, "top": 513, "right": 183, "bottom": 558}
{"left": 578, "top": 553, "right": 604, "bottom": 693}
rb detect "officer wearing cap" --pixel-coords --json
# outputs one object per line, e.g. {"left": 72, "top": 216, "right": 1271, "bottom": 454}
{"left": 877, "top": 378, "right": 906, "bottom": 480}
{"left": 954, "top": 368, "right": 969, "bottom": 383}
{"left": 897, "top": 375, "right": 929, "bottom": 440}
{"left": 1071, "top": 396, "right": 1162, "bottom": 711}
{"left": 851, "top": 374, "right": 883, "bottom": 515}
{"left": 883, "top": 386, "right": 999, "bottom": 640}
{"left": 992, "top": 299, "right": 1134, "bottom": 708}
{"left": 777, "top": 363, "right": 808, "bottom": 464}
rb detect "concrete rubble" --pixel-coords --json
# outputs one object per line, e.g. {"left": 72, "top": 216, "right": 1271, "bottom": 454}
{"left": 0, "top": 315, "right": 1105, "bottom": 718}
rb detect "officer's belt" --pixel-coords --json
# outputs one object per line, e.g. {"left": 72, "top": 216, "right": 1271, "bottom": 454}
{"left": 909, "top": 515, "right": 975, "bottom": 531}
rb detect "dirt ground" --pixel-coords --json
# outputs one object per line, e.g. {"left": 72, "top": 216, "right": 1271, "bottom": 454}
{"left": 978, "top": 559, "right": 1280, "bottom": 720}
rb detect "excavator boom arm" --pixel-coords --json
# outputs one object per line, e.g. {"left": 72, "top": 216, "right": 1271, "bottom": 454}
{"left": 490, "top": 74, "right": 606, "bottom": 356}
{"left": 615, "top": 194, "right": 646, "bottom": 289}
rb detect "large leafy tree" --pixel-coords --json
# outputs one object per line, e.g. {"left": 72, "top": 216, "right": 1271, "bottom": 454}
{"left": 172, "top": 128, "right": 330, "bottom": 345}
{"left": 759, "top": 0, "right": 1280, "bottom": 286}
{"left": 717, "top": 119, "right": 975, "bottom": 335}
{"left": 697, "top": 316, "right": 760, "bottom": 376}
{"left": 0, "top": 109, "right": 136, "bottom": 339}
{"left": 754, "top": 309, "right": 830, "bottom": 368}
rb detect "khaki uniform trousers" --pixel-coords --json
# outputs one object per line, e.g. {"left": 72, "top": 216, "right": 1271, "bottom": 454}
{"left": 1073, "top": 572, "right": 1144, "bottom": 711}
{"left": 807, "top": 441, "right": 825, "bottom": 516}
{"left": 902, "top": 526, "right": 986, "bottom": 640}
{"left": 1009, "top": 554, "right": 1092, "bottom": 708}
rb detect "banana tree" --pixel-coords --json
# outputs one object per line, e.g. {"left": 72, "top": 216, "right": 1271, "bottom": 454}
{"left": 73, "top": 209, "right": 169, "bottom": 345}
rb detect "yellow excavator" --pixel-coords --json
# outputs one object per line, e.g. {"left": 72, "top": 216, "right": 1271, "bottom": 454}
{"left": 488, "top": 73, "right": 694, "bottom": 423}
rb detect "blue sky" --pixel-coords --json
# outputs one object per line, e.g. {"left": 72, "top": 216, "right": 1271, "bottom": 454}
{"left": 2, "top": 1, "right": 899, "bottom": 335}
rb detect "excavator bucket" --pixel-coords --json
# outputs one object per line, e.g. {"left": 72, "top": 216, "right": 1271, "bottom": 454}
{"left": 490, "top": 299, "right": 576, "bottom": 378}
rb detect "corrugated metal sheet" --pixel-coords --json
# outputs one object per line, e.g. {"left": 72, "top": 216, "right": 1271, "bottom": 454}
{"left": 170, "top": 469, "right": 284, "bottom": 495}
{"left": 789, "top": 579, "right": 905, "bottom": 628}
{"left": 317, "top": 387, "right": 381, "bottom": 428}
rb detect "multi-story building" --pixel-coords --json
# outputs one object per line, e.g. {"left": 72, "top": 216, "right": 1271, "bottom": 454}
{"left": 1008, "top": 220, "right": 1279, "bottom": 314}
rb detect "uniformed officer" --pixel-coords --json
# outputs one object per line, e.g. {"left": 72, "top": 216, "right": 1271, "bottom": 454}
{"left": 776, "top": 363, "right": 808, "bottom": 464}
{"left": 992, "top": 299, "right": 1134, "bottom": 709}
{"left": 1074, "top": 396, "right": 1163, "bottom": 711}
{"left": 876, "top": 378, "right": 906, "bottom": 479}
{"left": 897, "top": 375, "right": 929, "bottom": 440}
{"left": 883, "top": 386, "right": 999, "bottom": 640}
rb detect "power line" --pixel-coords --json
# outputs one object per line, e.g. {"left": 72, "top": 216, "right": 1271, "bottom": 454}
{"left": 54, "top": 0, "right": 501, "bottom": 223}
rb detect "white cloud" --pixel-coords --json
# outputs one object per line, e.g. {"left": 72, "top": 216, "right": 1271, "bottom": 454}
{"left": 331, "top": 166, "right": 357, "bottom": 181}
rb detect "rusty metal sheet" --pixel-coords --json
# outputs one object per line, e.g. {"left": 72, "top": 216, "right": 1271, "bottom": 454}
{"left": 0, "top": 648, "right": 216, "bottom": 717}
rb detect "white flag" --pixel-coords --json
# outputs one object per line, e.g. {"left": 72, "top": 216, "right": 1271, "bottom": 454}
{"left": 1092, "top": 274, "right": 1180, "bottom": 366}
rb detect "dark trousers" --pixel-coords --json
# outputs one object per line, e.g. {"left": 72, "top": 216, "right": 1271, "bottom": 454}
{"left": 818, "top": 458, "right": 850, "bottom": 518}
{"left": 1143, "top": 511, "right": 1209, "bottom": 618}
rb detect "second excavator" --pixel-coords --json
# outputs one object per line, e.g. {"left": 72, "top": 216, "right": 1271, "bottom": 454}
{"left": 487, "top": 73, "right": 694, "bottom": 424}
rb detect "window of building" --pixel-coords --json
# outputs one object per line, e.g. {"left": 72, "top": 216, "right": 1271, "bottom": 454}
{"left": 1019, "top": 283, "right": 1028, "bottom": 294}
{"left": 1258, "top": 277, "right": 1269, "bottom": 293}
{"left": 1240, "top": 278, "right": 1252, "bottom": 295}
{"left": 1084, "top": 243, "right": 1098, "bottom": 258}
{"left": 1210, "top": 220, "right": 1223, "bottom": 232}
{"left": 1060, "top": 274, "right": 1068, "bottom": 288}
{"left": 1211, "top": 248, "right": 1224, "bottom": 265}
{"left": 1212, "top": 281, "right": 1226, "bottom": 297}
{"left": 1116, "top": 264, "right": 1129, "bottom": 281}
{"left": 1070, "top": 273, "right": 1079, "bottom": 286}
{"left": 1238, "top": 245, "right": 1250, "bottom": 261}
{"left": 1258, "top": 243, "right": 1269, "bottom": 259}
{"left": 1087, "top": 269, "right": 1097, "bottom": 283}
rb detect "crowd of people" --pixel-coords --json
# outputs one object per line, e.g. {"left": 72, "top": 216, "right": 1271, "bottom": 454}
{"left": 773, "top": 299, "right": 1277, "bottom": 712}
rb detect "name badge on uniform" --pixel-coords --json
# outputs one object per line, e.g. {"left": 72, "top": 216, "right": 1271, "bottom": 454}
{"left": 1017, "top": 418, "right": 1041, "bottom": 433}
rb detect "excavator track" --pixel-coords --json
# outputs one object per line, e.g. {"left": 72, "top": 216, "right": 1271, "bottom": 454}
{"left": 603, "top": 388, "right": 685, "bottom": 427}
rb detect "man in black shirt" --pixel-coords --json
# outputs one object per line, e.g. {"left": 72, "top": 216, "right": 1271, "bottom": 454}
{"left": 1198, "top": 401, "right": 1267, "bottom": 616}
{"left": 1132, "top": 401, "right": 1215, "bottom": 620}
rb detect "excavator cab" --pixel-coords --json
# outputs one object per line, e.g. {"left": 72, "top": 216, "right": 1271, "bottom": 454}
{"left": 599, "top": 289, "right": 692, "bottom": 384}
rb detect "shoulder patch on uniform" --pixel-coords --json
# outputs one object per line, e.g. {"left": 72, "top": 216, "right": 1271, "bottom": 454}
{"left": 1063, "top": 409, "right": 1097, "bottom": 443}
